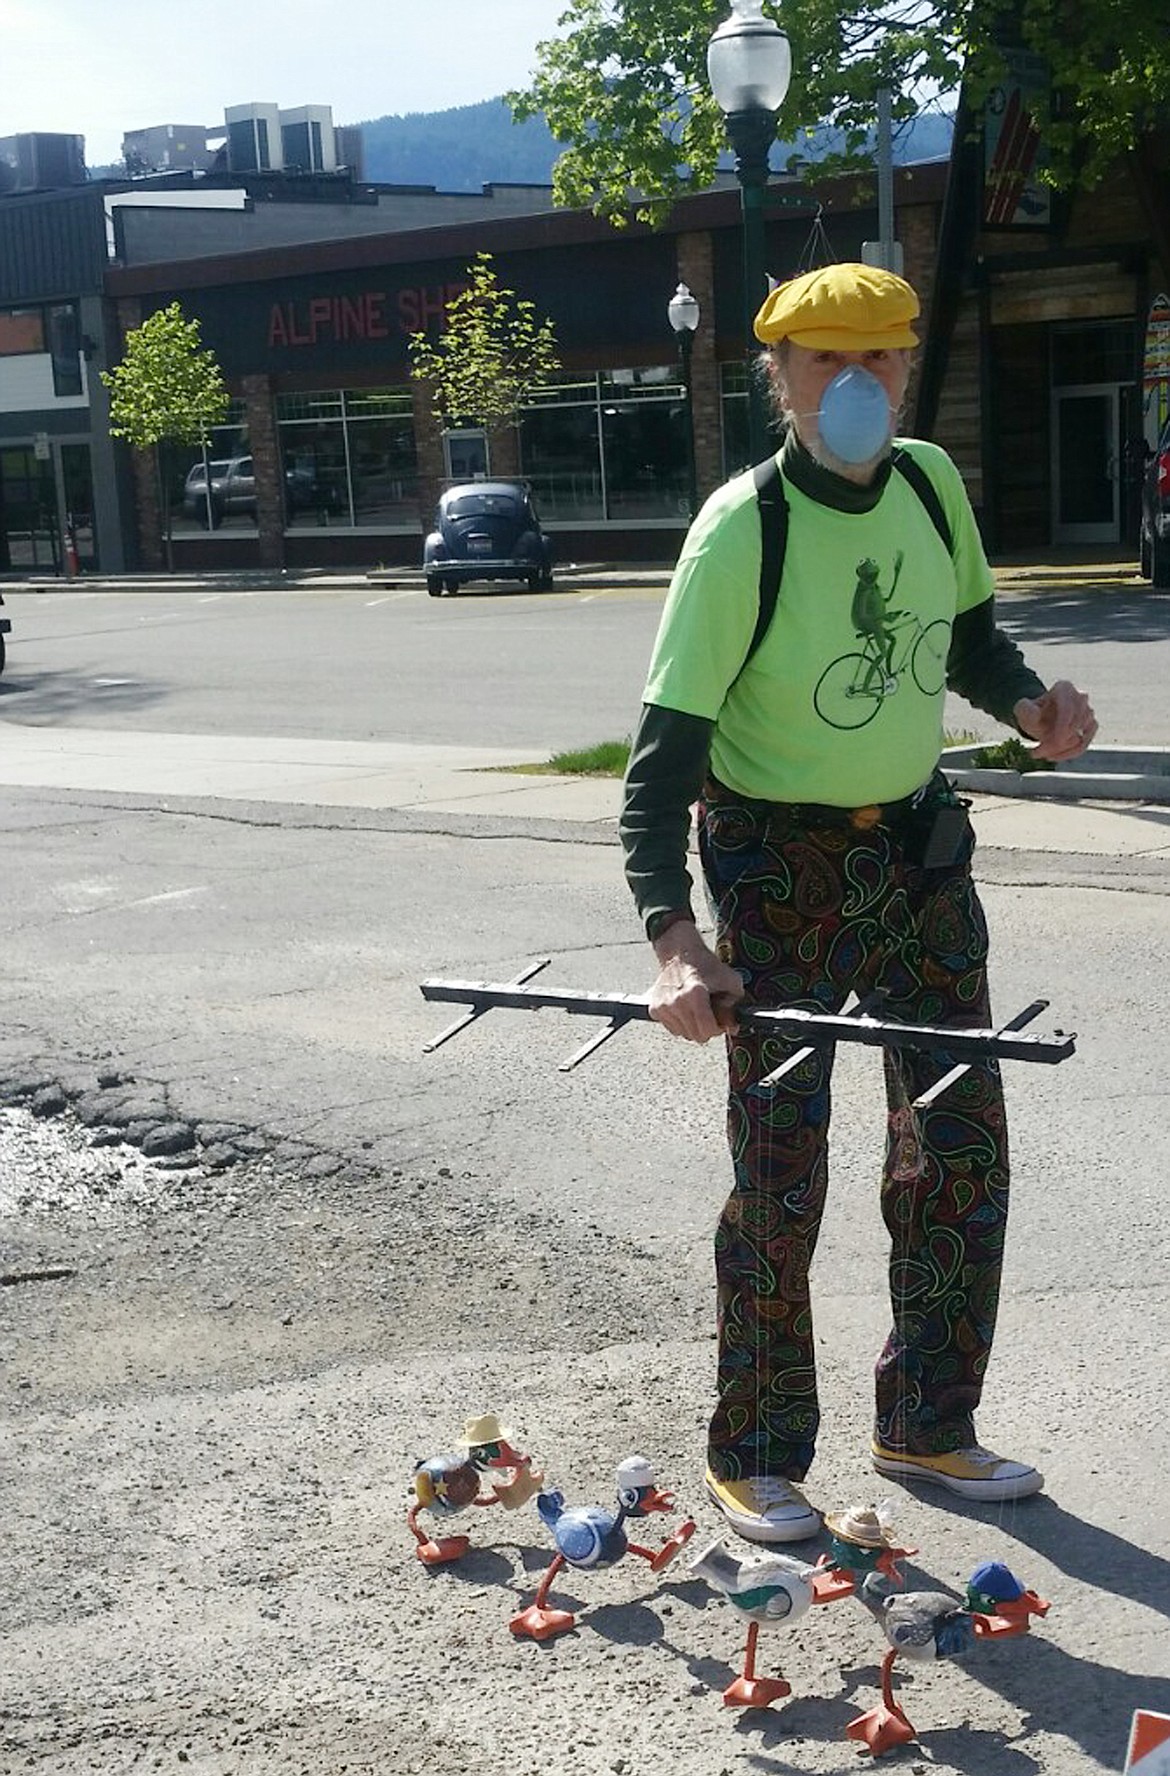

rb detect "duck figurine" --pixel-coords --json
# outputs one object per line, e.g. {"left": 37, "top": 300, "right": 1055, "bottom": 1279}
{"left": 846, "top": 1572, "right": 978, "bottom": 1755}
{"left": 965, "top": 1560, "right": 1050, "bottom": 1638}
{"left": 812, "top": 1501, "right": 916, "bottom": 1605}
{"left": 509, "top": 1455, "right": 696, "bottom": 1641}
{"left": 408, "top": 1412, "right": 543, "bottom": 1566}
{"left": 689, "top": 1536, "right": 817, "bottom": 1708}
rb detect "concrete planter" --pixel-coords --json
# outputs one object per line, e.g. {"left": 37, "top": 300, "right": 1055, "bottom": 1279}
{"left": 941, "top": 745, "right": 1170, "bottom": 804}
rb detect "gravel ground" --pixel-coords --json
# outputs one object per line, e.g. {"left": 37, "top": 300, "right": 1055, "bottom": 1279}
{"left": 3, "top": 1078, "right": 1159, "bottom": 1776}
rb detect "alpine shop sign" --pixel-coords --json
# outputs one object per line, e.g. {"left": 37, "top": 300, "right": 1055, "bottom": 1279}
{"left": 1126, "top": 1711, "right": 1170, "bottom": 1775}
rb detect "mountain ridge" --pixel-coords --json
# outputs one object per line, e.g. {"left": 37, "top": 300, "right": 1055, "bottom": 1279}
{"left": 353, "top": 97, "right": 954, "bottom": 193}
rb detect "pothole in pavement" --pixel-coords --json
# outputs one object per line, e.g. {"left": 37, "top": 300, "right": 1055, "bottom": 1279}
{"left": 0, "top": 1066, "right": 365, "bottom": 1221}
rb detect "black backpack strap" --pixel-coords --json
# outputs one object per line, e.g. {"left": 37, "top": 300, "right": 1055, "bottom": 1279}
{"left": 890, "top": 446, "right": 953, "bottom": 556}
{"left": 737, "top": 455, "right": 788, "bottom": 681}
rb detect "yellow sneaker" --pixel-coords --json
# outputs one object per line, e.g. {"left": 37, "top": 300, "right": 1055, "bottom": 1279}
{"left": 704, "top": 1469, "right": 820, "bottom": 1543}
{"left": 871, "top": 1442, "right": 1043, "bottom": 1501}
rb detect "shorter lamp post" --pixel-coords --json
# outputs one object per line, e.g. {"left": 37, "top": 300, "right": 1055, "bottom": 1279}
{"left": 668, "top": 281, "right": 701, "bottom": 520}
{"left": 707, "top": 0, "right": 792, "bottom": 464}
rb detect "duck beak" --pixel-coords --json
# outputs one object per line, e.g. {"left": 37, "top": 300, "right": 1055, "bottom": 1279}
{"left": 486, "top": 1440, "right": 529, "bottom": 1470}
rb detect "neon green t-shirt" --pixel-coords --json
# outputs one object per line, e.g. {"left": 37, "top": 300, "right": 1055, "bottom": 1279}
{"left": 642, "top": 439, "right": 994, "bottom": 805}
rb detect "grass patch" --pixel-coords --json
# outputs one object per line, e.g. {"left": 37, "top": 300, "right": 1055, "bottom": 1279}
{"left": 491, "top": 737, "right": 632, "bottom": 777}
{"left": 969, "top": 736, "right": 1054, "bottom": 773}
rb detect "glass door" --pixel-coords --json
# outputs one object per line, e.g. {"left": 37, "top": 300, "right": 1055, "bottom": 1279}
{"left": 1052, "top": 386, "right": 1120, "bottom": 543}
{"left": 0, "top": 447, "right": 59, "bottom": 570}
{"left": 61, "top": 443, "right": 95, "bottom": 570}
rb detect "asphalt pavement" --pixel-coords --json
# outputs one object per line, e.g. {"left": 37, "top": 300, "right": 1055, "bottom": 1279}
{"left": 2, "top": 555, "right": 1168, "bottom": 1776}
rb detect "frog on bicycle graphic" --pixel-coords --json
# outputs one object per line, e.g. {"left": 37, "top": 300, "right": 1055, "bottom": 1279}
{"left": 813, "top": 550, "right": 951, "bottom": 729}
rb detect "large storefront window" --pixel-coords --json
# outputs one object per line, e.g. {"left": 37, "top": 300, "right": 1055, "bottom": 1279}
{"left": 521, "top": 380, "right": 602, "bottom": 521}
{"left": 277, "top": 389, "right": 418, "bottom": 529}
{"left": 169, "top": 401, "right": 252, "bottom": 536}
{"left": 720, "top": 361, "right": 752, "bottom": 480}
{"left": 520, "top": 368, "right": 688, "bottom": 524}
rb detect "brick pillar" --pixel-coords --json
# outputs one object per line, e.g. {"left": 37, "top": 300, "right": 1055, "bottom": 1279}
{"left": 489, "top": 425, "right": 520, "bottom": 479}
{"left": 676, "top": 230, "right": 722, "bottom": 503}
{"left": 899, "top": 198, "right": 941, "bottom": 431}
{"left": 241, "top": 374, "right": 284, "bottom": 568}
{"left": 412, "top": 379, "right": 445, "bottom": 528}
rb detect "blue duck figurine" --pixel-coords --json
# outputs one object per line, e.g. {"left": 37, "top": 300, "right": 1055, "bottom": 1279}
{"left": 509, "top": 1455, "right": 696, "bottom": 1640}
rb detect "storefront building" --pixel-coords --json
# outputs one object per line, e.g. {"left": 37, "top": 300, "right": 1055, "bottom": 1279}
{"left": 0, "top": 185, "right": 131, "bottom": 573}
{"left": 104, "top": 166, "right": 946, "bottom": 570}
{"left": 4, "top": 120, "right": 1166, "bottom": 575}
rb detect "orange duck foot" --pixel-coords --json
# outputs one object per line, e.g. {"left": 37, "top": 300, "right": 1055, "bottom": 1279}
{"left": 723, "top": 1674, "right": 792, "bottom": 1710}
{"left": 811, "top": 1565, "right": 856, "bottom": 1605}
{"left": 415, "top": 1534, "right": 470, "bottom": 1565}
{"left": 509, "top": 1603, "right": 576, "bottom": 1641}
{"left": 648, "top": 1518, "right": 697, "bottom": 1573}
{"left": 846, "top": 1703, "right": 917, "bottom": 1756}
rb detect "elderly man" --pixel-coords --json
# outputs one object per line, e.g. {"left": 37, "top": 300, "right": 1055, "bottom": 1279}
{"left": 620, "top": 262, "right": 1095, "bottom": 1545}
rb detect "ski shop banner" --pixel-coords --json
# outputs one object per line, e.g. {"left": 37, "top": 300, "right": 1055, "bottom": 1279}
{"left": 983, "top": 48, "right": 1051, "bottom": 229}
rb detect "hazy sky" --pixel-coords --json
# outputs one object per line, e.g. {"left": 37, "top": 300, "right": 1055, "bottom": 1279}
{"left": 0, "top": 0, "right": 568, "bottom": 165}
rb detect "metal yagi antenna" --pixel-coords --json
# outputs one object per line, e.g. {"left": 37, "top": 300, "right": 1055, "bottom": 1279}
{"left": 420, "top": 966, "right": 1076, "bottom": 1109}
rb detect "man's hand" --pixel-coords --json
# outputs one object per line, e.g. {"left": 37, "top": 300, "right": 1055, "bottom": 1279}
{"left": 648, "top": 920, "right": 745, "bottom": 1044}
{"left": 1013, "top": 679, "right": 1098, "bottom": 762}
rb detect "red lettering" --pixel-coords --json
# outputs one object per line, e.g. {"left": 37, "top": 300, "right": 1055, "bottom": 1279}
{"left": 308, "top": 296, "right": 332, "bottom": 343}
{"left": 417, "top": 285, "right": 447, "bottom": 328}
{"left": 397, "top": 288, "right": 420, "bottom": 334}
{"left": 341, "top": 296, "right": 365, "bottom": 339}
{"left": 364, "top": 292, "right": 389, "bottom": 339}
{"left": 268, "top": 303, "right": 288, "bottom": 348}
{"left": 286, "top": 302, "right": 312, "bottom": 346}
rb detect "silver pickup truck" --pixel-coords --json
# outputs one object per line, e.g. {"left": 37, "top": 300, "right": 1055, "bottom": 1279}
{"left": 182, "top": 455, "right": 334, "bottom": 528}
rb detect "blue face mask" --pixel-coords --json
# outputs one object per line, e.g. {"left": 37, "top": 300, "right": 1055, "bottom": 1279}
{"left": 817, "top": 366, "right": 893, "bottom": 464}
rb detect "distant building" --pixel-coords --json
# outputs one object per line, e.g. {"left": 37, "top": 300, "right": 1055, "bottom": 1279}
{"left": 334, "top": 126, "right": 365, "bottom": 182}
{"left": 280, "top": 106, "right": 337, "bottom": 175}
{"left": 121, "top": 124, "right": 214, "bottom": 177}
{"left": 224, "top": 103, "right": 355, "bottom": 177}
{"left": 0, "top": 133, "right": 87, "bottom": 194}
{"left": 117, "top": 106, "right": 362, "bottom": 183}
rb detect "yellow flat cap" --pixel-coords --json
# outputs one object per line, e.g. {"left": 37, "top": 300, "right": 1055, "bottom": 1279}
{"left": 754, "top": 262, "right": 919, "bottom": 349}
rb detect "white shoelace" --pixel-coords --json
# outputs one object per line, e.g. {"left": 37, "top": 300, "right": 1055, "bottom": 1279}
{"left": 750, "top": 1476, "right": 805, "bottom": 1507}
{"left": 958, "top": 1446, "right": 1003, "bottom": 1468}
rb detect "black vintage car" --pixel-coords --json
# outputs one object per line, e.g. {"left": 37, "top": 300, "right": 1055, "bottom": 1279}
{"left": 1140, "top": 416, "right": 1170, "bottom": 589}
{"left": 423, "top": 480, "right": 554, "bottom": 596}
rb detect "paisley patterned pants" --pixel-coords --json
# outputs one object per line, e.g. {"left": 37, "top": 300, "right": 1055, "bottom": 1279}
{"left": 699, "top": 794, "right": 1010, "bottom": 1482}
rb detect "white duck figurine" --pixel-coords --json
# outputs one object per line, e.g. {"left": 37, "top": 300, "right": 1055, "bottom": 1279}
{"left": 689, "top": 1535, "right": 817, "bottom": 1708}
{"left": 846, "top": 1571, "right": 977, "bottom": 1754}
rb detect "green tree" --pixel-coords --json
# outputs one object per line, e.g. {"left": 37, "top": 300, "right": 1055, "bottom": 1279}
{"left": 102, "top": 301, "right": 229, "bottom": 570}
{"left": 507, "top": 0, "right": 1170, "bottom": 224}
{"left": 408, "top": 252, "right": 560, "bottom": 465}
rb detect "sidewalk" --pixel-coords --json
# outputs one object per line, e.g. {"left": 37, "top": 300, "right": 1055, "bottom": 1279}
{"left": 0, "top": 562, "right": 673, "bottom": 595}
{"left": 1, "top": 720, "right": 1168, "bottom": 858}
{"left": 0, "top": 552, "right": 1149, "bottom": 597}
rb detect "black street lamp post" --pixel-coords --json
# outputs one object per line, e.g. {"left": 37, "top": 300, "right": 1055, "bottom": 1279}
{"left": 707, "top": 0, "right": 792, "bottom": 464}
{"left": 668, "top": 281, "right": 701, "bottom": 520}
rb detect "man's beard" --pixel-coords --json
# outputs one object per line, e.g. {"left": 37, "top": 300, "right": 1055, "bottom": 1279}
{"left": 808, "top": 428, "right": 894, "bottom": 481}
